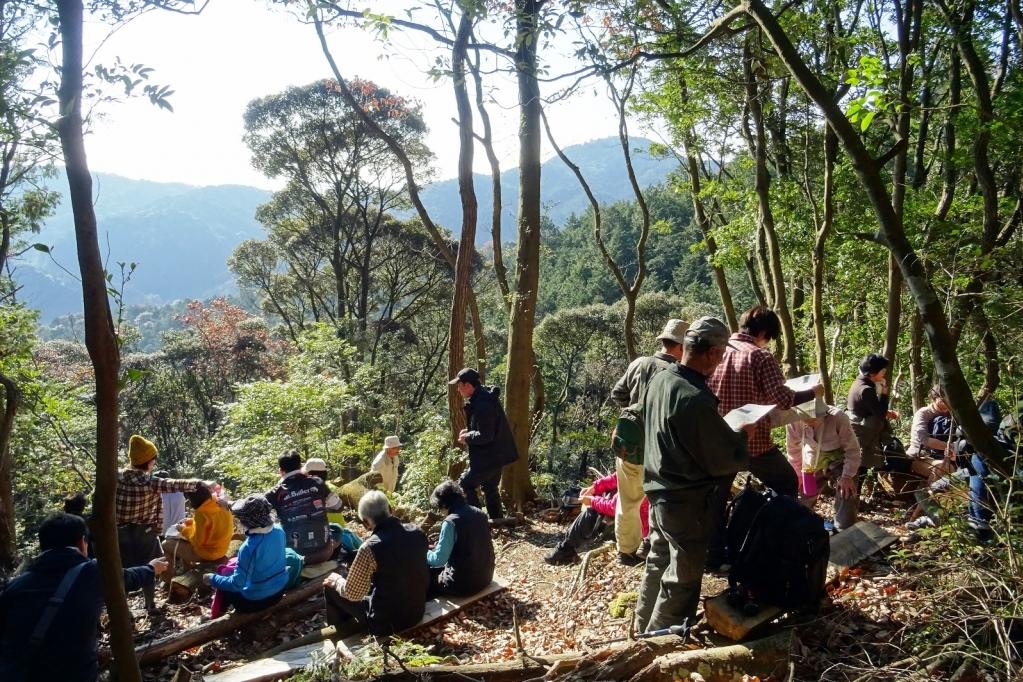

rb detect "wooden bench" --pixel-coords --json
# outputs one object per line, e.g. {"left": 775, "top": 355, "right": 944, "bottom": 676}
{"left": 205, "top": 575, "right": 510, "bottom": 682}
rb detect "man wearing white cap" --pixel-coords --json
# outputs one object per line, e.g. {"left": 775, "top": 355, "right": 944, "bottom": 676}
{"left": 609, "top": 318, "right": 687, "bottom": 566}
{"left": 371, "top": 436, "right": 402, "bottom": 493}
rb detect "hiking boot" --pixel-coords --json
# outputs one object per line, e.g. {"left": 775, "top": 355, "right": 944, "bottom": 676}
{"left": 617, "top": 551, "right": 643, "bottom": 567}
{"left": 544, "top": 546, "right": 578, "bottom": 566}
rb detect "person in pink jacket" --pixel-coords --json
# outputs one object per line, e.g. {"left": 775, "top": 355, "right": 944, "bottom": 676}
{"left": 544, "top": 472, "right": 650, "bottom": 565}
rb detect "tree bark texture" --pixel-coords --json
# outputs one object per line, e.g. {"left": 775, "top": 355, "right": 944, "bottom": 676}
{"left": 813, "top": 129, "right": 838, "bottom": 404}
{"left": 447, "top": 14, "right": 479, "bottom": 443}
{"left": 742, "top": 0, "right": 1011, "bottom": 475}
{"left": 55, "top": 2, "right": 138, "bottom": 680}
{"left": 501, "top": 0, "right": 543, "bottom": 507}
{"left": 743, "top": 40, "right": 798, "bottom": 376}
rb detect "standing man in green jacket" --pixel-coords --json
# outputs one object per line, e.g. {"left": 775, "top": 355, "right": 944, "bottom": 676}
{"left": 610, "top": 318, "right": 686, "bottom": 566}
{"left": 635, "top": 317, "right": 752, "bottom": 633}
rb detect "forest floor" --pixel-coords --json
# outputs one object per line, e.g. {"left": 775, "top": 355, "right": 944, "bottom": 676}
{"left": 116, "top": 488, "right": 965, "bottom": 681}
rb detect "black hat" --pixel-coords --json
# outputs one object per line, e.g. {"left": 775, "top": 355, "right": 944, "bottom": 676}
{"left": 448, "top": 368, "right": 481, "bottom": 385}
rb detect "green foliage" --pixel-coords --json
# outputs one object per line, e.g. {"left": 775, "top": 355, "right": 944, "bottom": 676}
{"left": 395, "top": 416, "right": 462, "bottom": 511}
{"left": 290, "top": 638, "right": 444, "bottom": 681}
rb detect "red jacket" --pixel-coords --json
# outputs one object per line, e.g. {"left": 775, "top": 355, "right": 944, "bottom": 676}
{"left": 588, "top": 472, "right": 650, "bottom": 538}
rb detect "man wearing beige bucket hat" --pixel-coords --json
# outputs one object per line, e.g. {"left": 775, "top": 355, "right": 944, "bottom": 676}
{"left": 371, "top": 435, "right": 402, "bottom": 493}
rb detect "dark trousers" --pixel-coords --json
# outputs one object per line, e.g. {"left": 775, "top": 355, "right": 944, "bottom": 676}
{"left": 707, "top": 447, "right": 797, "bottom": 567}
{"left": 635, "top": 491, "right": 714, "bottom": 633}
{"left": 559, "top": 507, "right": 607, "bottom": 553}
{"left": 324, "top": 586, "right": 369, "bottom": 632}
{"left": 459, "top": 466, "right": 504, "bottom": 519}
{"left": 222, "top": 589, "right": 284, "bottom": 613}
{"left": 118, "top": 523, "right": 162, "bottom": 608}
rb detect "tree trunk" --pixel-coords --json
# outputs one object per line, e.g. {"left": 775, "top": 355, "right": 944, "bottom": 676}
{"left": 501, "top": 0, "right": 543, "bottom": 508}
{"left": 447, "top": 14, "right": 478, "bottom": 443}
{"left": 0, "top": 372, "right": 19, "bottom": 574}
{"left": 813, "top": 129, "right": 838, "bottom": 404}
{"left": 909, "top": 308, "right": 926, "bottom": 411}
{"left": 743, "top": 40, "right": 797, "bottom": 376}
{"left": 743, "top": 0, "right": 1011, "bottom": 476}
{"left": 55, "top": 2, "right": 138, "bottom": 680}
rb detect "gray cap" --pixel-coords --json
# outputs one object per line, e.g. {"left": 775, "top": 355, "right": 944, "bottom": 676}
{"left": 685, "top": 317, "right": 731, "bottom": 347}
{"left": 656, "top": 319, "right": 688, "bottom": 344}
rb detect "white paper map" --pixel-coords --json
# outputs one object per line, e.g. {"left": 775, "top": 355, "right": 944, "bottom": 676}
{"left": 725, "top": 374, "right": 824, "bottom": 430}
{"left": 724, "top": 403, "right": 776, "bottom": 430}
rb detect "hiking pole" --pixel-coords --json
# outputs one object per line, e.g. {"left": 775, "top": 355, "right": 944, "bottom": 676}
{"left": 585, "top": 621, "right": 689, "bottom": 647}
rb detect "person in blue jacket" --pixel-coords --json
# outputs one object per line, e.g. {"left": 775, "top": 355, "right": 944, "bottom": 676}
{"left": 203, "top": 494, "right": 289, "bottom": 613}
{"left": 0, "top": 513, "right": 167, "bottom": 682}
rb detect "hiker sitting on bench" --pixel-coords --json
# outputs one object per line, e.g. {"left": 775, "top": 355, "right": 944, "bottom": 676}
{"left": 906, "top": 385, "right": 957, "bottom": 482}
{"left": 785, "top": 404, "right": 862, "bottom": 531}
{"left": 426, "top": 480, "right": 495, "bottom": 596}
{"left": 203, "top": 495, "right": 289, "bottom": 613}
{"left": 544, "top": 471, "right": 650, "bottom": 566}
{"left": 0, "top": 513, "right": 168, "bottom": 681}
{"left": 267, "top": 450, "right": 343, "bottom": 565}
{"left": 322, "top": 491, "right": 429, "bottom": 636}
{"left": 162, "top": 483, "right": 233, "bottom": 580}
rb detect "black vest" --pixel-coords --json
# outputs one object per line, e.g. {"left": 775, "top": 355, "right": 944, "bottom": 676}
{"left": 443, "top": 502, "right": 495, "bottom": 596}
{"left": 267, "top": 473, "right": 329, "bottom": 556}
{"left": 364, "top": 516, "right": 429, "bottom": 634}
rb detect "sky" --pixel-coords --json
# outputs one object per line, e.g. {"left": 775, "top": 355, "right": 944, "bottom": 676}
{"left": 80, "top": 2, "right": 629, "bottom": 190}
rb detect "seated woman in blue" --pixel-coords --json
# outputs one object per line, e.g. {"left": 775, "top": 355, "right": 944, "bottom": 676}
{"left": 202, "top": 494, "right": 289, "bottom": 613}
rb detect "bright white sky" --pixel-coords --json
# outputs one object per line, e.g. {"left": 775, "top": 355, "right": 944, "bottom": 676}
{"left": 81, "top": 2, "right": 629, "bottom": 190}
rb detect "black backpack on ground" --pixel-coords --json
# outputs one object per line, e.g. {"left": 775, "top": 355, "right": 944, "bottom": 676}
{"left": 725, "top": 484, "right": 830, "bottom": 612}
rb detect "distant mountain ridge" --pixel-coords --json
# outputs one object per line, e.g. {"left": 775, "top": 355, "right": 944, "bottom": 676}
{"left": 416, "top": 137, "right": 677, "bottom": 244}
{"left": 24, "top": 137, "right": 677, "bottom": 322}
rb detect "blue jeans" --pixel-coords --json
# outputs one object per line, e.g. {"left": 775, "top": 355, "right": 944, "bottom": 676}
{"left": 969, "top": 453, "right": 992, "bottom": 529}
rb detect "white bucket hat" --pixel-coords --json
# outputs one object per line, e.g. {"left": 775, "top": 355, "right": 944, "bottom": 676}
{"left": 383, "top": 435, "right": 402, "bottom": 448}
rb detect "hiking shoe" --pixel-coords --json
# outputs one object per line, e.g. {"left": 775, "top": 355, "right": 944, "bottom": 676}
{"left": 905, "top": 516, "right": 936, "bottom": 531}
{"left": 617, "top": 551, "right": 644, "bottom": 567}
{"left": 929, "top": 477, "right": 953, "bottom": 493}
{"left": 544, "top": 546, "right": 578, "bottom": 566}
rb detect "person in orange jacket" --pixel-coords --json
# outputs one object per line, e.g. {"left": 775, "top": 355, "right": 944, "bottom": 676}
{"left": 162, "top": 483, "right": 233, "bottom": 579}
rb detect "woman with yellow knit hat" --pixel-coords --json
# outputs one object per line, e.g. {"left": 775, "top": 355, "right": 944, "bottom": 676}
{"left": 115, "top": 434, "right": 203, "bottom": 610}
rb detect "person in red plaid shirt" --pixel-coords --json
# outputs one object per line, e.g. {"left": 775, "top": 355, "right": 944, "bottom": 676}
{"left": 705, "top": 306, "right": 821, "bottom": 570}
{"left": 115, "top": 434, "right": 201, "bottom": 609}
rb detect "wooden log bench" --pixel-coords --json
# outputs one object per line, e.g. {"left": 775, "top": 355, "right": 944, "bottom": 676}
{"left": 205, "top": 575, "right": 510, "bottom": 682}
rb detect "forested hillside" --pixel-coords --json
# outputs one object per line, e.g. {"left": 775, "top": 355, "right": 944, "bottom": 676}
{"left": 0, "top": 1, "right": 1020, "bottom": 681}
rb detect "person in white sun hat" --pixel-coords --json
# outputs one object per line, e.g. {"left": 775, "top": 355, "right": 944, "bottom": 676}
{"left": 371, "top": 435, "right": 402, "bottom": 493}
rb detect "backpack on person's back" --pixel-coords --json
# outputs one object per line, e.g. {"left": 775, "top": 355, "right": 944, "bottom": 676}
{"left": 611, "top": 403, "right": 644, "bottom": 465}
{"left": 725, "top": 484, "right": 830, "bottom": 612}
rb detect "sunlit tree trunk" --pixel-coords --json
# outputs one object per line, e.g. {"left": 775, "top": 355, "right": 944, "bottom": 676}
{"left": 501, "top": 0, "right": 543, "bottom": 508}
{"left": 55, "top": 1, "right": 139, "bottom": 679}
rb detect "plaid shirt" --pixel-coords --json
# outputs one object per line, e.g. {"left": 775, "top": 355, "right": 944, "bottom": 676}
{"left": 707, "top": 333, "right": 797, "bottom": 456}
{"left": 338, "top": 544, "right": 376, "bottom": 601}
{"left": 115, "top": 468, "right": 199, "bottom": 532}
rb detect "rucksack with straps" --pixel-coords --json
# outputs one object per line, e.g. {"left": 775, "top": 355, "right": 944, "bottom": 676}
{"left": 725, "top": 484, "right": 829, "bottom": 612}
{"left": 611, "top": 403, "right": 644, "bottom": 465}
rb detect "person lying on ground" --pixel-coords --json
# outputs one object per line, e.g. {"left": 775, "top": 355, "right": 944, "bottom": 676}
{"left": 0, "top": 513, "right": 167, "bottom": 682}
{"left": 203, "top": 494, "right": 290, "bottom": 614}
{"left": 116, "top": 434, "right": 202, "bottom": 610}
{"left": 426, "top": 480, "right": 495, "bottom": 596}
{"left": 544, "top": 470, "right": 651, "bottom": 566}
{"left": 162, "top": 483, "right": 233, "bottom": 581}
{"left": 785, "top": 405, "right": 862, "bottom": 531}
{"left": 322, "top": 491, "right": 429, "bottom": 637}
{"left": 267, "top": 450, "right": 342, "bottom": 564}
